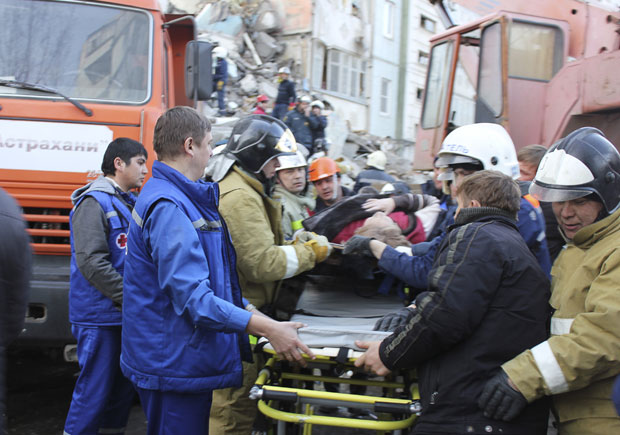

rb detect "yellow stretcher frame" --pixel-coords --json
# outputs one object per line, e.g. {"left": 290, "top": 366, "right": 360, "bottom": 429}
{"left": 251, "top": 350, "right": 421, "bottom": 434}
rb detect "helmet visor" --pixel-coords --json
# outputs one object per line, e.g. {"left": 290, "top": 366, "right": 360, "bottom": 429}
{"left": 437, "top": 167, "right": 454, "bottom": 181}
{"left": 435, "top": 153, "right": 480, "bottom": 168}
{"left": 529, "top": 181, "right": 592, "bottom": 203}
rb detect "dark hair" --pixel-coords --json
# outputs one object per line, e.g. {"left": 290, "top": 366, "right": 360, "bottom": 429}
{"left": 101, "top": 138, "right": 147, "bottom": 176}
{"left": 517, "top": 144, "right": 547, "bottom": 166}
{"left": 153, "top": 106, "right": 211, "bottom": 160}
{"left": 456, "top": 170, "right": 520, "bottom": 216}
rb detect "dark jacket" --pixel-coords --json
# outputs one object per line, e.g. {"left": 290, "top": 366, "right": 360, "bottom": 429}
{"left": 275, "top": 79, "right": 296, "bottom": 105}
{"left": 309, "top": 113, "right": 327, "bottom": 142}
{"left": 353, "top": 168, "right": 396, "bottom": 193}
{"left": 213, "top": 58, "right": 228, "bottom": 84}
{"left": 379, "top": 207, "right": 551, "bottom": 434}
{"left": 283, "top": 108, "right": 313, "bottom": 148}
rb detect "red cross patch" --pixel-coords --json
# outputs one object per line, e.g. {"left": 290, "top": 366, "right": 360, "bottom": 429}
{"left": 116, "top": 233, "right": 128, "bottom": 249}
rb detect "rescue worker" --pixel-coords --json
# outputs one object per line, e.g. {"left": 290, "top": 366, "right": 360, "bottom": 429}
{"left": 353, "top": 150, "right": 397, "bottom": 193}
{"left": 0, "top": 188, "right": 30, "bottom": 434}
{"left": 212, "top": 46, "right": 228, "bottom": 116}
{"left": 121, "top": 107, "right": 315, "bottom": 434}
{"left": 208, "top": 114, "right": 331, "bottom": 434}
{"left": 309, "top": 99, "right": 327, "bottom": 148}
{"left": 252, "top": 94, "right": 269, "bottom": 115}
{"left": 518, "top": 144, "right": 563, "bottom": 261}
{"left": 352, "top": 170, "right": 551, "bottom": 434}
{"left": 309, "top": 156, "right": 353, "bottom": 212}
{"left": 274, "top": 150, "right": 315, "bottom": 239}
{"left": 65, "top": 138, "right": 148, "bottom": 435}
{"left": 479, "top": 127, "right": 620, "bottom": 434}
{"left": 272, "top": 66, "right": 296, "bottom": 120}
{"left": 283, "top": 95, "right": 314, "bottom": 155}
{"left": 362, "top": 123, "right": 552, "bottom": 286}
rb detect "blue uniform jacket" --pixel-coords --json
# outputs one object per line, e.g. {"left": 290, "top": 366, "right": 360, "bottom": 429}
{"left": 378, "top": 197, "right": 552, "bottom": 291}
{"left": 69, "top": 186, "right": 131, "bottom": 326}
{"left": 121, "top": 161, "right": 252, "bottom": 393}
{"left": 283, "top": 109, "right": 313, "bottom": 147}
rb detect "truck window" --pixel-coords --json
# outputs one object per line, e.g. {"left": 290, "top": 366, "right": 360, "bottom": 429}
{"left": 508, "top": 21, "right": 563, "bottom": 81}
{"left": 478, "top": 22, "right": 503, "bottom": 118}
{"left": 421, "top": 41, "right": 454, "bottom": 129}
{"left": 0, "top": 0, "right": 152, "bottom": 103}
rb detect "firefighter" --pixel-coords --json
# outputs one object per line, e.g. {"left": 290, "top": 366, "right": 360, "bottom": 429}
{"left": 479, "top": 127, "right": 620, "bottom": 434}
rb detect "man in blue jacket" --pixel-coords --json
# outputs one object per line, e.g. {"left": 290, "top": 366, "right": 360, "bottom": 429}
{"left": 65, "top": 137, "right": 148, "bottom": 435}
{"left": 284, "top": 95, "right": 314, "bottom": 154}
{"left": 272, "top": 66, "right": 296, "bottom": 120}
{"left": 121, "top": 106, "right": 314, "bottom": 434}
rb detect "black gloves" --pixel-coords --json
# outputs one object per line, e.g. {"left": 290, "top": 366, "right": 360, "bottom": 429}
{"left": 478, "top": 370, "right": 528, "bottom": 421}
{"left": 374, "top": 307, "right": 416, "bottom": 331}
{"left": 343, "top": 235, "right": 374, "bottom": 257}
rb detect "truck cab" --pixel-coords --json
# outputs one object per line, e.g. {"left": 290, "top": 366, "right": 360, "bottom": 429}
{"left": 0, "top": 0, "right": 211, "bottom": 355}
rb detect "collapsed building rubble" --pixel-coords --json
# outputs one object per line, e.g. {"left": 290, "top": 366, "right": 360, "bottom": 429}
{"left": 182, "top": 0, "right": 429, "bottom": 186}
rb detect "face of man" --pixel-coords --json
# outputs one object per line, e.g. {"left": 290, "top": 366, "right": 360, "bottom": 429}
{"left": 552, "top": 197, "right": 604, "bottom": 240}
{"left": 262, "top": 157, "right": 281, "bottom": 179}
{"left": 277, "top": 167, "right": 306, "bottom": 194}
{"left": 432, "top": 166, "right": 443, "bottom": 190}
{"left": 190, "top": 131, "right": 213, "bottom": 181}
{"left": 116, "top": 154, "right": 148, "bottom": 192}
{"left": 448, "top": 167, "right": 476, "bottom": 197}
{"left": 313, "top": 176, "right": 337, "bottom": 202}
{"left": 298, "top": 102, "right": 309, "bottom": 113}
{"left": 518, "top": 161, "right": 538, "bottom": 181}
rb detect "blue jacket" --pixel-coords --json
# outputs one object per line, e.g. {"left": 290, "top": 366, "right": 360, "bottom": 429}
{"left": 69, "top": 181, "right": 132, "bottom": 326}
{"left": 275, "top": 79, "right": 296, "bottom": 105}
{"left": 378, "top": 197, "right": 551, "bottom": 291}
{"left": 214, "top": 58, "right": 228, "bottom": 83}
{"left": 283, "top": 109, "right": 313, "bottom": 147}
{"left": 309, "top": 113, "right": 327, "bottom": 142}
{"left": 121, "top": 161, "right": 252, "bottom": 393}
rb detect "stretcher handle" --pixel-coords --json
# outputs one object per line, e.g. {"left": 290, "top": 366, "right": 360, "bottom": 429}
{"left": 261, "top": 389, "right": 298, "bottom": 402}
{"left": 375, "top": 401, "right": 417, "bottom": 414}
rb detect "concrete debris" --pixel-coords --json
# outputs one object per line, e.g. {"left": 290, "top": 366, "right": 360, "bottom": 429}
{"left": 195, "top": 0, "right": 424, "bottom": 186}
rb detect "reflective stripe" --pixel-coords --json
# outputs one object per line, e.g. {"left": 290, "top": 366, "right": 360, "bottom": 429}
{"left": 105, "top": 210, "right": 118, "bottom": 219}
{"left": 249, "top": 334, "right": 258, "bottom": 345}
{"left": 531, "top": 341, "right": 569, "bottom": 394}
{"left": 131, "top": 209, "right": 143, "bottom": 228}
{"left": 550, "top": 317, "right": 574, "bottom": 335}
{"left": 291, "top": 219, "right": 304, "bottom": 231}
{"left": 192, "top": 217, "right": 222, "bottom": 230}
{"left": 523, "top": 193, "right": 540, "bottom": 208}
{"left": 278, "top": 245, "right": 299, "bottom": 279}
{"left": 537, "top": 230, "right": 546, "bottom": 242}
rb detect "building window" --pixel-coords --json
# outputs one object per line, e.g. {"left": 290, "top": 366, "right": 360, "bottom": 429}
{"left": 416, "top": 87, "right": 424, "bottom": 100}
{"left": 418, "top": 51, "right": 429, "bottom": 65}
{"left": 383, "top": 1, "right": 395, "bottom": 39}
{"left": 380, "top": 78, "right": 390, "bottom": 114}
{"left": 324, "top": 49, "right": 366, "bottom": 99}
{"left": 420, "top": 15, "right": 436, "bottom": 32}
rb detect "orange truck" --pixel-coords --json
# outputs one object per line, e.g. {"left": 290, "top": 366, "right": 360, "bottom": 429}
{"left": 415, "top": 0, "right": 620, "bottom": 169}
{"left": 0, "top": 0, "right": 212, "bottom": 357}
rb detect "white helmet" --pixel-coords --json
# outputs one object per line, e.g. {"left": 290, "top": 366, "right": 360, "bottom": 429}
{"left": 436, "top": 123, "right": 519, "bottom": 179}
{"left": 212, "top": 46, "right": 227, "bottom": 59}
{"left": 367, "top": 150, "right": 387, "bottom": 171}
{"left": 299, "top": 95, "right": 312, "bottom": 104}
{"left": 277, "top": 150, "right": 307, "bottom": 171}
{"left": 311, "top": 100, "right": 325, "bottom": 110}
{"left": 278, "top": 66, "right": 291, "bottom": 75}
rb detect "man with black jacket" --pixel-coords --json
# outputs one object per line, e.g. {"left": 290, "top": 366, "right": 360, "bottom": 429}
{"left": 353, "top": 171, "right": 551, "bottom": 434}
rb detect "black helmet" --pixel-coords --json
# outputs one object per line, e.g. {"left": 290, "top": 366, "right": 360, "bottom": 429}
{"left": 530, "top": 127, "right": 620, "bottom": 214}
{"left": 225, "top": 114, "right": 297, "bottom": 174}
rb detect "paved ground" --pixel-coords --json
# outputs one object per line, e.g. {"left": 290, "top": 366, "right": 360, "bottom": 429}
{"left": 5, "top": 348, "right": 380, "bottom": 434}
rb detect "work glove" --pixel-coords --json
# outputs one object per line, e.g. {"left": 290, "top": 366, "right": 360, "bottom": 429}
{"left": 216, "top": 80, "right": 224, "bottom": 91}
{"left": 478, "top": 370, "right": 528, "bottom": 421}
{"left": 295, "top": 231, "right": 332, "bottom": 262}
{"left": 342, "top": 235, "right": 374, "bottom": 258}
{"left": 374, "top": 307, "right": 416, "bottom": 331}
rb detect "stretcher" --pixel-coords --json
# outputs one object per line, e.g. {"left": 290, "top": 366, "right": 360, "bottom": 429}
{"left": 251, "top": 275, "right": 421, "bottom": 434}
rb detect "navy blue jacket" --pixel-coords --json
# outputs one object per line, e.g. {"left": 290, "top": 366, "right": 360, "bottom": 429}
{"left": 214, "top": 58, "right": 228, "bottom": 84}
{"left": 283, "top": 109, "right": 313, "bottom": 147}
{"left": 380, "top": 208, "right": 551, "bottom": 434}
{"left": 275, "top": 79, "right": 296, "bottom": 105}
{"left": 121, "top": 161, "right": 252, "bottom": 393}
{"left": 309, "top": 113, "right": 327, "bottom": 142}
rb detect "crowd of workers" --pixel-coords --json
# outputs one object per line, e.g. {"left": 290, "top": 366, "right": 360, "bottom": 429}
{"left": 2, "top": 106, "right": 620, "bottom": 434}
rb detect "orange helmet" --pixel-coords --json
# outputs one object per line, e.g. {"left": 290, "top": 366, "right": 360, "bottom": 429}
{"left": 308, "top": 157, "right": 339, "bottom": 182}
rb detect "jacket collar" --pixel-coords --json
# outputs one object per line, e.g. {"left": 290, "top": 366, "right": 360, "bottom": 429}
{"left": 453, "top": 206, "right": 516, "bottom": 227}
{"left": 152, "top": 160, "right": 219, "bottom": 212}
{"left": 274, "top": 185, "right": 316, "bottom": 209}
{"left": 571, "top": 206, "right": 620, "bottom": 248}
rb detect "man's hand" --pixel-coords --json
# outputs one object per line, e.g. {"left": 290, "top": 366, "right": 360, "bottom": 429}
{"left": 354, "top": 341, "right": 391, "bottom": 376}
{"left": 343, "top": 235, "right": 374, "bottom": 257}
{"left": 478, "top": 370, "right": 528, "bottom": 421}
{"left": 363, "top": 198, "right": 396, "bottom": 214}
{"left": 374, "top": 307, "right": 415, "bottom": 331}
{"left": 248, "top": 315, "right": 315, "bottom": 367}
{"left": 295, "top": 231, "right": 332, "bottom": 262}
